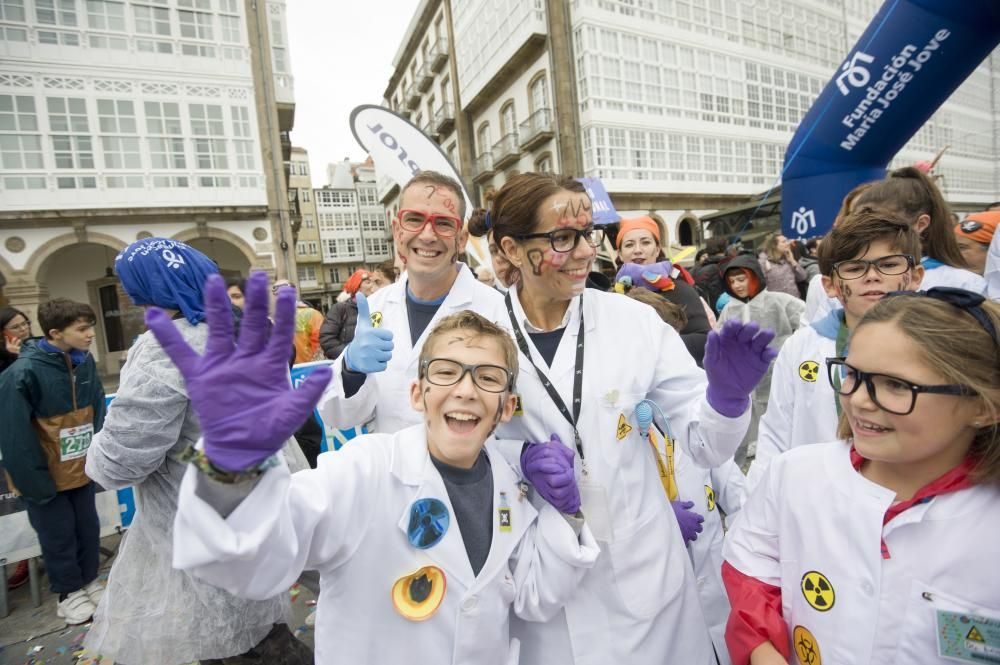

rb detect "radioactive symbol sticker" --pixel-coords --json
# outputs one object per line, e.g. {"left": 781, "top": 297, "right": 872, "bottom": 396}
{"left": 616, "top": 413, "right": 633, "bottom": 440}
{"left": 801, "top": 571, "right": 835, "bottom": 612}
{"left": 704, "top": 485, "right": 716, "bottom": 512}
{"left": 798, "top": 360, "right": 820, "bottom": 382}
{"left": 967, "top": 626, "right": 985, "bottom": 643}
{"left": 371, "top": 311, "right": 383, "bottom": 328}
{"left": 793, "top": 625, "right": 822, "bottom": 665}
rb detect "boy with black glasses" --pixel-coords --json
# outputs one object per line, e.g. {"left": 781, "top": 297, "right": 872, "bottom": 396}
{"left": 748, "top": 209, "right": 925, "bottom": 491}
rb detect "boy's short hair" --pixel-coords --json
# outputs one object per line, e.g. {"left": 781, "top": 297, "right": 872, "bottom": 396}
{"left": 38, "top": 298, "right": 96, "bottom": 338}
{"left": 419, "top": 311, "right": 518, "bottom": 390}
{"left": 625, "top": 288, "right": 688, "bottom": 332}
{"left": 818, "top": 207, "right": 921, "bottom": 277}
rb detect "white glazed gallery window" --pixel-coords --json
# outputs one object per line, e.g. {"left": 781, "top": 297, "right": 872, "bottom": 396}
{"left": 219, "top": 14, "right": 240, "bottom": 43}
{"left": 0, "top": 0, "right": 26, "bottom": 22}
{"left": 86, "top": 0, "right": 125, "bottom": 30}
{"left": 36, "top": 0, "right": 76, "bottom": 26}
{"left": 297, "top": 266, "right": 317, "bottom": 282}
{"left": 47, "top": 96, "right": 94, "bottom": 184}
{"left": 145, "top": 101, "right": 186, "bottom": 170}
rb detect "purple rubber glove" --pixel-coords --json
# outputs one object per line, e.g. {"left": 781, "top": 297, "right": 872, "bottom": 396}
{"left": 703, "top": 319, "right": 778, "bottom": 417}
{"left": 520, "top": 435, "right": 580, "bottom": 514}
{"left": 144, "top": 271, "right": 332, "bottom": 472}
{"left": 671, "top": 500, "right": 704, "bottom": 544}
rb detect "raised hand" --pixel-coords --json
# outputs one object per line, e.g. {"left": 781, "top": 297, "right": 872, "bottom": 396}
{"left": 670, "top": 500, "right": 704, "bottom": 544}
{"left": 144, "top": 271, "right": 332, "bottom": 472}
{"left": 343, "top": 292, "right": 394, "bottom": 373}
{"left": 5, "top": 335, "right": 21, "bottom": 355}
{"left": 520, "top": 434, "right": 581, "bottom": 514}
{"left": 703, "top": 320, "right": 778, "bottom": 418}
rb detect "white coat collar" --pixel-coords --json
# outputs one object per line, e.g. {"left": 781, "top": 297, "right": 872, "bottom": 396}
{"left": 390, "top": 425, "right": 538, "bottom": 591}
{"left": 506, "top": 287, "right": 597, "bottom": 385}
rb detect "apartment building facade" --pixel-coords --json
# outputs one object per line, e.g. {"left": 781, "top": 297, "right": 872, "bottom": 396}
{"left": 0, "top": 0, "right": 298, "bottom": 376}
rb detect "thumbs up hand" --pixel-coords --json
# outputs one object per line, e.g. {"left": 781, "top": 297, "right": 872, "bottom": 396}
{"left": 344, "top": 292, "right": 394, "bottom": 374}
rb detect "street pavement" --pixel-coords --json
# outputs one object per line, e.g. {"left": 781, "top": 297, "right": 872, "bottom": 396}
{"left": 0, "top": 534, "right": 318, "bottom": 665}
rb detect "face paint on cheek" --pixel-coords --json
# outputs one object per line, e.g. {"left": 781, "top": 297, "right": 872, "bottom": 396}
{"left": 838, "top": 280, "right": 853, "bottom": 299}
{"left": 546, "top": 250, "right": 569, "bottom": 269}
{"left": 526, "top": 248, "right": 546, "bottom": 276}
{"left": 899, "top": 274, "right": 911, "bottom": 290}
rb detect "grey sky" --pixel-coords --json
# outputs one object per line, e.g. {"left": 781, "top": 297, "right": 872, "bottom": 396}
{"left": 286, "top": 1, "right": 418, "bottom": 184}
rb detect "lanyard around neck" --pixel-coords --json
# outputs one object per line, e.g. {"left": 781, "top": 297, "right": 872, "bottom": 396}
{"left": 505, "top": 291, "right": 586, "bottom": 460}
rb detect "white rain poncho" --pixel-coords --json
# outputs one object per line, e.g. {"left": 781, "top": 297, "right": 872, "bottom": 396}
{"left": 84, "top": 319, "right": 307, "bottom": 665}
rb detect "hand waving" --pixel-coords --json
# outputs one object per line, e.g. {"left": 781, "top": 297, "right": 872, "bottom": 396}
{"left": 703, "top": 320, "right": 778, "bottom": 417}
{"left": 144, "top": 271, "right": 332, "bottom": 472}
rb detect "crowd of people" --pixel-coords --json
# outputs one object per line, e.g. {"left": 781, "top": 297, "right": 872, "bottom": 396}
{"left": 0, "top": 165, "right": 997, "bottom": 665}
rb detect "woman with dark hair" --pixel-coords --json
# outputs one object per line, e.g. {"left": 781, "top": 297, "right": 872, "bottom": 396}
{"left": 854, "top": 166, "right": 987, "bottom": 293}
{"left": 467, "top": 172, "right": 776, "bottom": 665}
{"left": 2, "top": 305, "right": 34, "bottom": 590}
{"left": 1, "top": 306, "right": 32, "bottom": 374}
{"left": 84, "top": 238, "right": 312, "bottom": 665}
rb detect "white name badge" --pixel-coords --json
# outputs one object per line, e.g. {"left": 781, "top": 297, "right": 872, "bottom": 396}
{"left": 59, "top": 423, "right": 94, "bottom": 461}
{"left": 580, "top": 479, "right": 614, "bottom": 544}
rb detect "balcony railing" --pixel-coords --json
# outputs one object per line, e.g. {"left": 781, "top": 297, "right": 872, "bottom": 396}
{"left": 472, "top": 152, "right": 496, "bottom": 183}
{"left": 433, "top": 103, "right": 454, "bottom": 135}
{"left": 518, "top": 108, "right": 554, "bottom": 152}
{"left": 491, "top": 132, "right": 520, "bottom": 171}
{"left": 417, "top": 62, "right": 435, "bottom": 92}
{"left": 428, "top": 37, "right": 448, "bottom": 72}
{"left": 405, "top": 82, "right": 421, "bottom": 109}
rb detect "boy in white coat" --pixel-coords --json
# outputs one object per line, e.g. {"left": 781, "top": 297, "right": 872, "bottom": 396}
{"left": 147, "top": 273, "right": 598, "bottom": 665}
{"left": 749, "top": 209, "right": 924, "bottom": 491}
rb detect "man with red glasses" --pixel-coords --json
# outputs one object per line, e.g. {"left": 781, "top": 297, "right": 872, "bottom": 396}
{"left": 319, "top": 171, "right": 506, "bottom": 434}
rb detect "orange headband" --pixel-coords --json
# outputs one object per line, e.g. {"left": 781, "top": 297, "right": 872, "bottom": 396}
{"left": 955, "top": 211, "right": 998, "bottom": 245}
{"left": 616, "top": 216, "right": 661, "bottom": 247}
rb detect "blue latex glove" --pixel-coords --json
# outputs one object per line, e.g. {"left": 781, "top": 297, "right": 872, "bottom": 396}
{"left": 520, "top": 435, "right": 581, "bottom": 514}
{"left": 671, "top": 500, "right": 704, "bottom": 544}
{"left": 703, "top": 320, "right": 778, "bottom": 417}
{"left": 144, "top": 271, "right": 333, "bottom": 472}
{"left": 344, "top": 292, "right": 394, "bottom": 373}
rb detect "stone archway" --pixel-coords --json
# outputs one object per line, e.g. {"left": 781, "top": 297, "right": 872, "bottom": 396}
{"left": 677, "top": 215, "right": 700, "bottom": 246}
{"left": 171, "top": 227, "right": 264, "bottom": 276}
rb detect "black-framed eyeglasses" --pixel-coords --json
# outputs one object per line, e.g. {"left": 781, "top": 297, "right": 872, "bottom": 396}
{"left": 825, "top": 358, "right": 976, "bottom": 416}
{"left": 420, "top": 358, "right": 513, "bottom": 393}
{"left": 832, "top": 254, "right": 914, "bottom": 281}
{"left": 514, "top": 225, "right": 605, "bottom": 253}
{"left": 396, "top": 209, "right": 462, "bottom": 238}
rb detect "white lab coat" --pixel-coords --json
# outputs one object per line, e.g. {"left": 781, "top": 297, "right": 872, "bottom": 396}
{"left": 496, "top": 288, "right": 750, "bottom": 665}
{"left": 725, "top": 441, "right": 1000, "bottom": 664}
{"left": 987, "top": 230, "right": 1000, "bottom": 301}
{"left": 319, "top": 263, "right": 506, "bottom": 433}
{"left": 671, "top": 435, "right": 744, "bottom": 665}
{"left": 173, "top": 425, "right": 600, "bottom": 665}
{"left": 919, "top": 261, "right": 988, "bottom": 294}
{"left": 748, "top": 323, "right": 838, "bottom": 493}
{"left": 803, "top": 274, "right": 838, "bottom": 326}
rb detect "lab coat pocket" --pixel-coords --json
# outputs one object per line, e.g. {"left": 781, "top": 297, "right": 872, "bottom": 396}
{"left": 608, "top": 510, "right": 680, "bottom": 619}
{"left": 897, "top": 580, "right": 1000, "bottom": 663}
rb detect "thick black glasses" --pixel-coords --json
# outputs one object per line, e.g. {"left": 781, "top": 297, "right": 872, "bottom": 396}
{"left": 515, "top": 225, "right": 605, "bottom": 253}
{"left": 825, "top": 358, "right": 975, "bottom": 416}
{"left": 420, "top": 358, "right": 512, "bottom": 393}
{"left": 397, "top": 210, "right": 462, "bottom": 238}
{"left": 832, "top": 254, "right": 914, "bottom": 281}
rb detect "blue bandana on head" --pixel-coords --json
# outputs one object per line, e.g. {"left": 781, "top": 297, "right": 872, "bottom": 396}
{"left": 115, "top": 238, "right": 219, "bottom": 325}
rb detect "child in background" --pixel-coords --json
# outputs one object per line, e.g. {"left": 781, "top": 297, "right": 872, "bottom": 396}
{"left": 0, "top": 299, "right": 105, "bottom": 624}
{"left": 718, "top": 255, "right": 804, "bottom": 465}
{"left": 723, "top": 289, "right": 1000, "bottom": 665}
{"left": 954, "top": 210, "right": 997, "bottom": 276}
{"left": 750, "top": 210, "right": 924, "bottom": 490}
{"left": 854, "top": 166, "right": 987, "bottom": 294}
{"left": 164, "top": 274, "right": 599, "bottom": 665}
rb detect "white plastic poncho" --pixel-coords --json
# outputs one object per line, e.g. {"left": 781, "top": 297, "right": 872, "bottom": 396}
{"left": 84, "top": 319, "right": 306, "bottom": 665}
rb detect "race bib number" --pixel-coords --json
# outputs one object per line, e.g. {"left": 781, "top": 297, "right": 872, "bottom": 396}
{"left": 59, "top": 423, "right": 93, "bottom": 461}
